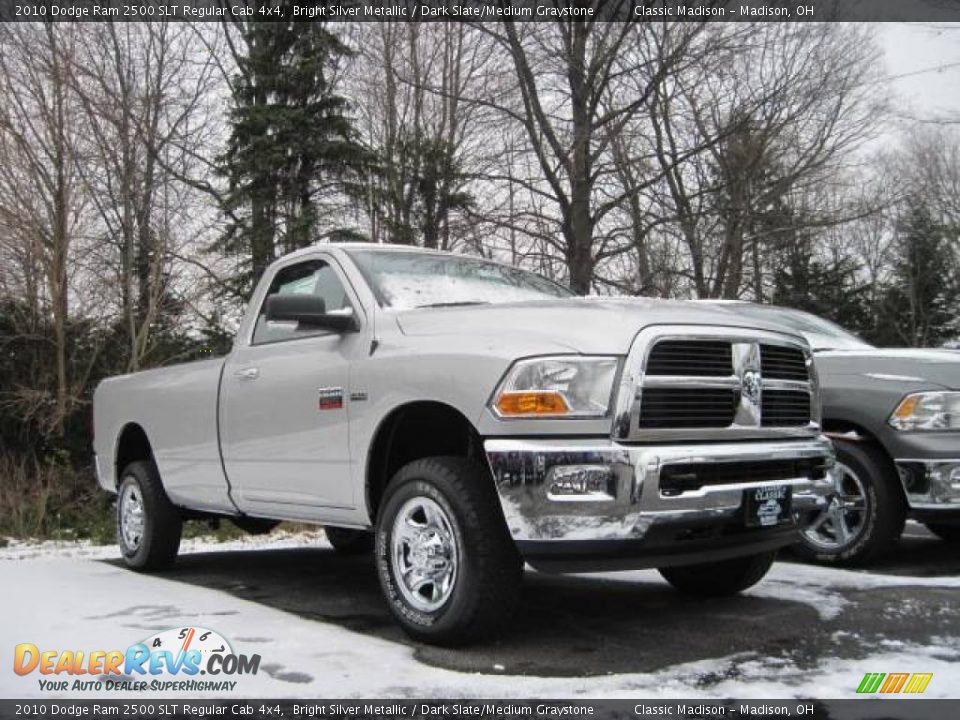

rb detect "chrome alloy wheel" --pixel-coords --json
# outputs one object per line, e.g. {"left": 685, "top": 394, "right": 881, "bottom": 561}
{"left": 119, "top": 481, "right": 145, "bottom": 551}
{"left": 802, "top": 462, "right": 868, "bottom": 550}
{"left": 390, "top": 496, "right": 460, "bottom": 613}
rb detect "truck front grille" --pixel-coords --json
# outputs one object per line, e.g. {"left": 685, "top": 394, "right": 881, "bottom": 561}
{"left": 645, "top": 340, "right": 733, "bottom": 377}
{"left": 761, "top": 390, "right": 811, "bottom": 427}
{"left": 621, "top": 333, "right": 816, "bottom": 438}
{"left": 659, "top": 456, "right": 829, "bottom": 496}
{"left": 760, "top": 344, "right": 809, "bottom": 381}
{"left": 638, "top": 388, "right": 737, "bottom": 428}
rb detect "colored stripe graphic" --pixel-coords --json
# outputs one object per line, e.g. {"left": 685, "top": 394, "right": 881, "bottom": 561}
{"left": 857, "top": 673, "right": 885, "bottom": 694}
{"left": 880, "top": 673, "right": 910, "bottom": 693}
{"left": 856, "top": 672, "right": 932, "bottom": 694}
{"left": 904, "top": 673, "right": 933, "bottom": 694}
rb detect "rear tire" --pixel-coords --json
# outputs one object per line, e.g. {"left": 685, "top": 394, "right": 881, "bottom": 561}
{"left": 117, "top": 460, "right": 182, "bottom": 571}
{"left": 924, "top": 523, "right": 960, "bottom": 543}
{"left": 375, "top": 457, "right": 522, "bottom": 646}
{"left": 795, "top": 441, "right": 906, "bottom": 566}
{"left": 325, "top": 527, "right": 374, "bottom": 554}
{"left": 658, "top": 551, "right": 777, "bottom": 597}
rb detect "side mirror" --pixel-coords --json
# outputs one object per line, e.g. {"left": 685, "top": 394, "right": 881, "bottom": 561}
{"left": 265, "top": 294, "right": 356, "bottom": 333}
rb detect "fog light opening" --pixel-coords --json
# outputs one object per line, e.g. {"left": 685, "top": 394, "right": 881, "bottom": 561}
{"left": 898, "top": 462, "right": 930, "bottom": 495}
{"left": 546, "top": 465, "right": 615, "bottom": 501}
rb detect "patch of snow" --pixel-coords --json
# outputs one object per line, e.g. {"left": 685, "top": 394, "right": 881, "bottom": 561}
{"left": 692, "top": 641, "right": 960, "bottom": 700}
{"left": 0, "top": 530, "right": 331, "bottom": 562}
{"left": 379, "top": 273, "right": 554, "bottom": 309}
{"left": 584, "top": 561, "right": 960, "bottom": 622}
{"left": 4, "top": 537, "right": 960, "bottom": 699}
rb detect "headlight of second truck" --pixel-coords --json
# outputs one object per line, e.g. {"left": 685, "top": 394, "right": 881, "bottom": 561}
{"left": 889, "top": 391, "right": 960, "bottom": 431}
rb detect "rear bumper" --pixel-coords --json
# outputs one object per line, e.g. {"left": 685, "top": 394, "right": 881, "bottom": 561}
{"left": 484, "top": 437, "right": 835, "bottom": 570}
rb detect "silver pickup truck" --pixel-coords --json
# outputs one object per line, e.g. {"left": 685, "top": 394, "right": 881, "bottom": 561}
{"left": 94, "top": 244, "right": 835, "bottom": 644}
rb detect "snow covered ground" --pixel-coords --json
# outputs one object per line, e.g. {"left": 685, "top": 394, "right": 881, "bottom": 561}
{"left": 1, "top": 531, "right": 958, "bottom": 699}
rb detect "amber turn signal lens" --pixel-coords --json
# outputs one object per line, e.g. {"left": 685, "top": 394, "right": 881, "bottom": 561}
{"left": 495, "top": 391, "right": 570, "bottom": 416}
{"left": 893, "top": 395, "right": 920, "bottom": 419}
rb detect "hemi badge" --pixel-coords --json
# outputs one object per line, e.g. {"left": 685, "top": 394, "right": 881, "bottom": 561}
{"left": 350, "top": 392, "right": 368, "bottom": 402}
{"left": 318, "top": 387, "right": 344, "bottom": 411}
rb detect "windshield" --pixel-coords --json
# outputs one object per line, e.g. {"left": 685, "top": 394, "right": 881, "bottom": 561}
{"left": 727, "top": 304, "right": 873, "bottom": 351}
{"left": 347, "top": 249, "right": 574, "bottom": 309}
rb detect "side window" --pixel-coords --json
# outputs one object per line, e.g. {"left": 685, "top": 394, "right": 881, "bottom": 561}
{"left": 251, "top": 259, "right": 353, "bottom": 345}
{"left": 313, "top": 264, "right": 351, "bottom": 314}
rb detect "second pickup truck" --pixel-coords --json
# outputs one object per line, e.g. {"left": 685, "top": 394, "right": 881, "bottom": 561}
{"left": 94, "top": 244, "right": 835, "bottom": 644}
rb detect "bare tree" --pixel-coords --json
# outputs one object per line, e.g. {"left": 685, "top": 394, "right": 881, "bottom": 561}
{"left": 472, "top": 20, "right": 703, "bottom": 293}
{"left": 350, "top": 22, "right": 489, "bottom": 250}
{"left": 0, "top": 24, "right": 88, "bottom": 434}
{"left": 73, "top": 24, "right": 223, "bottom": 371}
{"left": 640, "top": 23, "right": 884, "bottom": 299}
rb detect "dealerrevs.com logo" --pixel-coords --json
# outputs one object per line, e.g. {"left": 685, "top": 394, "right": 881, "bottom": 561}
{"left": 14, "top": 626, "right": 260, "bottom": 693}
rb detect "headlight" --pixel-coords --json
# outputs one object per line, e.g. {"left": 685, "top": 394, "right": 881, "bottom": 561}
{"left": 492, "top": 356, "right": 620, "bottom": 418}
{"left": 888, "top": 391, "right": 960, "bottom": 431}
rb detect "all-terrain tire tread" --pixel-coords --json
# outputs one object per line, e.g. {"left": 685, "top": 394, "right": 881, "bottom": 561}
{"left": 118, "top": 460, "right": 182, "bottom": 571}
{"left": 377, "top": 456, "right": 522, "bottom": 646}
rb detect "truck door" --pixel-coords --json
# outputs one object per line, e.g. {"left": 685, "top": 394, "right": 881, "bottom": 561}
{"left": 219, "top": 255, "right": 364, "bottom": 516}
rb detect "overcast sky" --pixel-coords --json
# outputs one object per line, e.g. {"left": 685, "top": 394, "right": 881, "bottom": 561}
{"left": 880, "top": 23, "right": 960, "bottom": 133}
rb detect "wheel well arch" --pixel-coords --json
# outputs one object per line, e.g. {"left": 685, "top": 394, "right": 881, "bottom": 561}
{"left": 365, "top": 401, "right": 485, "bottom": 522}
{"left": 821, "top": 418, "right": 883, "bottom": 447}
{"left": 821, "top": 417, "right": 907, "bottom": 502}
{"left": 114, "top": 423, "right": 154, "bottom": 488}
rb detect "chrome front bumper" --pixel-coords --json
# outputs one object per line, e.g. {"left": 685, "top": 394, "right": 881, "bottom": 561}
{"left": 895, "top": 459, "right": 960, "bottom": 510}
{"left": 484, "top": 437, "right": 835, "bottom": 543}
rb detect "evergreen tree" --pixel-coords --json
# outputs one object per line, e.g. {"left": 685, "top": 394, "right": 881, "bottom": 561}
{"left": 363, "top": 133, "right": 473, "bottom": 249}
{"left": 876, "top": 199, "right": 960, "bottom": 347}
{"left": 770, "top": 232, "right": 873, "bottom": 341}
{"left": 219, "top": 14, "right": 370, "bottom": 296}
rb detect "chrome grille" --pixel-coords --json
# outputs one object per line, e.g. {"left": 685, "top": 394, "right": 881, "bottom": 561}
{"left": 646, "top": 340, "right": 732, "bottom": 377}
{"left": 760, "top": 344, "right": 809, "bottom": 381}
{"left": 612, "top": 327, "right": 819, "bottom": 441}
{"left": 762, "top": 389, "right": 811, "bottom": 427}
{"left": 638, "top": 388, "right": 737, "bottom": 428}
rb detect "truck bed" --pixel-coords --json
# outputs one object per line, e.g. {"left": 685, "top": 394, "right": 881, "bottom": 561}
{"left": 93, "top": 358, "right": 236, "bottom": 514}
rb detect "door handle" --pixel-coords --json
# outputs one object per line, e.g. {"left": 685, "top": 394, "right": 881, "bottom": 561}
{"left": 234, "top": 367, "right": 260, "bottom": 380}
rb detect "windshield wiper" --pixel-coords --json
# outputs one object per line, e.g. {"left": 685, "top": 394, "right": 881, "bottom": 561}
{"left": 415, "top": 301, "right": 490, "bottom": 308}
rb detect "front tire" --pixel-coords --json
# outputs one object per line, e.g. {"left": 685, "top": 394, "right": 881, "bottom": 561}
{"left": 375, "top": 457, "right": 522, "bottom": 646}
{"left": 924, "top": 523, "right": 960, "bottom": 543}
{"left": 658, "top": 551, "right": 777, "bottom": 596}
{"left": 795, "top": 441, "right": 906, "bottom": 566}
{"left": 117, "top": 460, "right": 182, "bottom": 571}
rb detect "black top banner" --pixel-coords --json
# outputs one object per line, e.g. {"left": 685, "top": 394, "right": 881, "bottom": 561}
{"left": 3, "top": 700, "right": 960, "bottom": 720}
{"left": 1, "top": 0, "right": 960, "bottom": 23}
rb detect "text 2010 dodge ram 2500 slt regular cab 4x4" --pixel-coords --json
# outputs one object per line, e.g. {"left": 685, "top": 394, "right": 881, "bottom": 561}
{"left": 94, "top": 244, "right": 835, "bottom": 644}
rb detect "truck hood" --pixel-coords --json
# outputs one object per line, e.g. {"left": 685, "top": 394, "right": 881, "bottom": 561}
{"left": 815, "top": 348, "right": 960, "bottom": 390}
{"left": 393, "top": 297, "right": 806, "bottom": 355}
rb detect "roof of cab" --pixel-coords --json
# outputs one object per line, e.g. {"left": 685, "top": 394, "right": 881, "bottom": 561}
{"left": 279, "top": 242, "right": 453, "bottom": 262}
